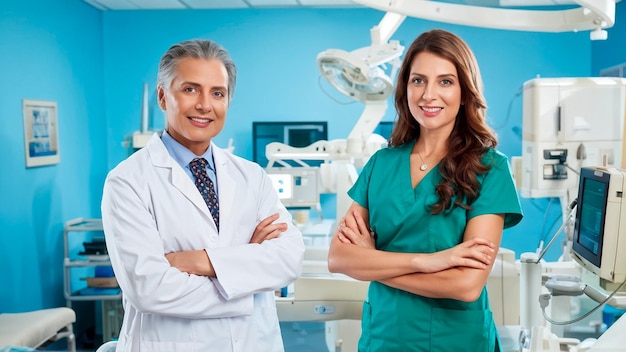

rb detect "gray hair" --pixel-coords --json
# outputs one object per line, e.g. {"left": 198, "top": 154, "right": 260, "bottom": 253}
{"left": 157, "top": 39, "right": 237, "bottom": 101}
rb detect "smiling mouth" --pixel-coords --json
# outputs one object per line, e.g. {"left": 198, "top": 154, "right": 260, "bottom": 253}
{"left": 189, "top": 116, "right": 213, "bottom": 123}
{"left": 421, "top": 107, "right": 442, "bottom": 113}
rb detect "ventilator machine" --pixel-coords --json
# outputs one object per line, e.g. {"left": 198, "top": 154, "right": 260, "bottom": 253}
{"left": 515, "top": 76, "right": 626, "bottom": 352}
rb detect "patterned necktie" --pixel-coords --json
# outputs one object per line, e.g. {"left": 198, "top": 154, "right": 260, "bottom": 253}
{"left": 189, "top": 158, "right": 220, "bottom": 230}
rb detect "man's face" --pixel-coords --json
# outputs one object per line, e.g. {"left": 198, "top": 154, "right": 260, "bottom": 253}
{"left": 158, "top": 57, "right": 230, "bottom": 155}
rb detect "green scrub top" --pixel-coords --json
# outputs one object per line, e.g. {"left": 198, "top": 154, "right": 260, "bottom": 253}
{"left": 348, "top": 140, "right": 523, "bottom": 352}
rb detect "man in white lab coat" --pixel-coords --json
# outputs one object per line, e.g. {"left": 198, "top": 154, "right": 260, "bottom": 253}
{"left": 101, "top": 39, "right": 305, "bottom": 352}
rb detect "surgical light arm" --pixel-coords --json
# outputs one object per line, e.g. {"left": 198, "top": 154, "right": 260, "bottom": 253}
{"left": 266, "top": 12, "right": 405, "bottom": 220}
{"left": 351, "top": 0, "right": 614, "bottom": 36}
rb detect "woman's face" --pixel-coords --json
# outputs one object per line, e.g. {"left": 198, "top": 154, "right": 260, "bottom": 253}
{"left": 406, "top": 51, "right": 462, "bottom": 135}
{"left": 157, "top": 57, "right": 230, "bottom": 156}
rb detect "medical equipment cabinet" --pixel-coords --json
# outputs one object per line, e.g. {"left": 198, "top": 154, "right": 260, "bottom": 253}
{"left": 62, "top": 218, "right": 123, "bottom": 344}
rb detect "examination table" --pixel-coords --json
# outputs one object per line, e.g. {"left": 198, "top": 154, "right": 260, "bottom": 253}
{"left": 0, "top": 307, "right": 76, "bottom": 351}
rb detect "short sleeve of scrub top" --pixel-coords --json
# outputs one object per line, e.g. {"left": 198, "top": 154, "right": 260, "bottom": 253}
{"left": 470, "top": 149, "right": 523, "bottom": 228}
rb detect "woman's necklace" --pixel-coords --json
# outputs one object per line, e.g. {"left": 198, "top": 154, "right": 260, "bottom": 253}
{"left": 416, "top": 151, "right": 428, "bottom": 171}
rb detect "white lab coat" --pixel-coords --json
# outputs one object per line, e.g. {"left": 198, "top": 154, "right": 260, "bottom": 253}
{"left": 101, "top": 133, "right": 305, "bottom": 352}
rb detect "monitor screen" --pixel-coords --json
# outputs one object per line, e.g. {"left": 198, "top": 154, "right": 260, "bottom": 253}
{"left": 252, "top": 121, "right": 328, "bottom": 167}
{"left": 573, "top": 172, "right": 608, "bottom": 268}
{"left": 266, "top": 167, "right": 320, "bottom": 207}
{"left": 572, "top": 167, "right": 626, "bottom": 287}
{"left": 267, "top": 173, "right": 293, "bottom": 200}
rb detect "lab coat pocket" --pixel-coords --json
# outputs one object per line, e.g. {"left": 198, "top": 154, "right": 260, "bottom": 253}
{"left": 250, "top": 293, "right": 282, "bottom": 351}
{"left": 358, "top": 300, "right": 372, "bottom": 351}
{"left": 430, "top": 307, "right": 495, "bottom": 352}
{"left": 140, "top": 314, "right": 194, "bottom": 350}
{"left": 252, "top": 305, "right": 282, "bottom": 351}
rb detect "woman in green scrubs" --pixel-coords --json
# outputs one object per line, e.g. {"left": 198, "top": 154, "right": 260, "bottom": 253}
{"left": 328, "top": 29, "right": 523, "bottom": 352}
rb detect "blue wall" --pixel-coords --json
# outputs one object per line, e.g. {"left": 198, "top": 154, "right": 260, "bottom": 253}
{"left": 101, "top": 8, "right": 594, "bottom": 166}
{"left": 0, "top": 0, "right": 623, "bottom": 313}
{"left": 0, "top": 1, "right": 106, "bottom": 313}
{"left": 592, "top": 2, "right": 626, "bottom": 74}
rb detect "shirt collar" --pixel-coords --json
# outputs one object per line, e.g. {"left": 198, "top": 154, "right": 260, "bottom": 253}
{"left": 161, "top": 130, "right": 216, "bottom": 171}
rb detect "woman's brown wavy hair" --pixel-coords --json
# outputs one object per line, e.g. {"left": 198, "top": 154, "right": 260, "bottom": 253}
{"left": 389, "top": 29, "right": 498, "bottom": 214}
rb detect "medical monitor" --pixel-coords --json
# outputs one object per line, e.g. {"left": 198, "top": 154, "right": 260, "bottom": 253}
{"left": 252, "top": 122, "right": 328, "bottom": 167}
{"left": 572, "top": 166, "right": 626, "bottom": 290}
{"left": 269, "top": 173, "right": 293, "bottom": 200}
{"left": 266, "top": 167, "right": 320, "bottom": 208}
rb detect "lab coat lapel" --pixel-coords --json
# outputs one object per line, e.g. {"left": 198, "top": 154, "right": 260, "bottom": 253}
{"left": 171, "top": 161, "right": 214, "bottom": 222}
{"left": 145, "top": 133, "right": 215, "bottom": 225}
{"left": 213, "top": 144, "right": 235, "bottom": 235}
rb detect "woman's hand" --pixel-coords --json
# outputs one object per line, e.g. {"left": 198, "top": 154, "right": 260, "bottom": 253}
{"left": 336, "top": 210, "right": 375, "bottom": 249}
{"left": 417, "top": 237, "right": 495, "bottom": 273}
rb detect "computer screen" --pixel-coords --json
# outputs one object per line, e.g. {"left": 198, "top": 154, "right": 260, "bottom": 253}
{"left": 572, "top": 166, "right": 626, "bottom": 289}
{"left": 252, "top": 121, "right": 328, "bottom": 167}
{"left": 265, "top": 167, "right": 320, "bottom": 208}
{"left": 267, "top": 173, "right": 293, "bottom": 200}
{"left": 573, "top": 169, "right": 607, "bottom": 268}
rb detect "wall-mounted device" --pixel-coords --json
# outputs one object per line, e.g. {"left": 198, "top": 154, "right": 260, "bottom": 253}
{"left": 521, "top": 77, "right": 626, "bottom": 199}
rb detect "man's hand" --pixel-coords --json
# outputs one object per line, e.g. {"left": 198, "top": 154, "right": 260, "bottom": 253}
{"left": 165, "top": 250, "right": 215, "bottom": 277}
{"left": 250, "top": 213, "right": 287, "bottom": 244}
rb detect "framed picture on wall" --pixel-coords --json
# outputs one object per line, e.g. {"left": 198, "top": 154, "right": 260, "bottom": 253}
{"left": 22, "top": 99, "right": 60, "bottom": 167}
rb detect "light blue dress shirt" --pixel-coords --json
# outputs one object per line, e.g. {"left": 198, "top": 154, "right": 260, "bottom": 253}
{"left": 161, "top": 130, "right": 219, "bottom": 199}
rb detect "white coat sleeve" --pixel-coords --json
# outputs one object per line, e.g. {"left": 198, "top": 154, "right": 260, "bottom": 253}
{"left": 207, "top": 168, "right": 306, "bottom": 300}
{"left": 101, "top": 171, "right": 253, "bottom": 319}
